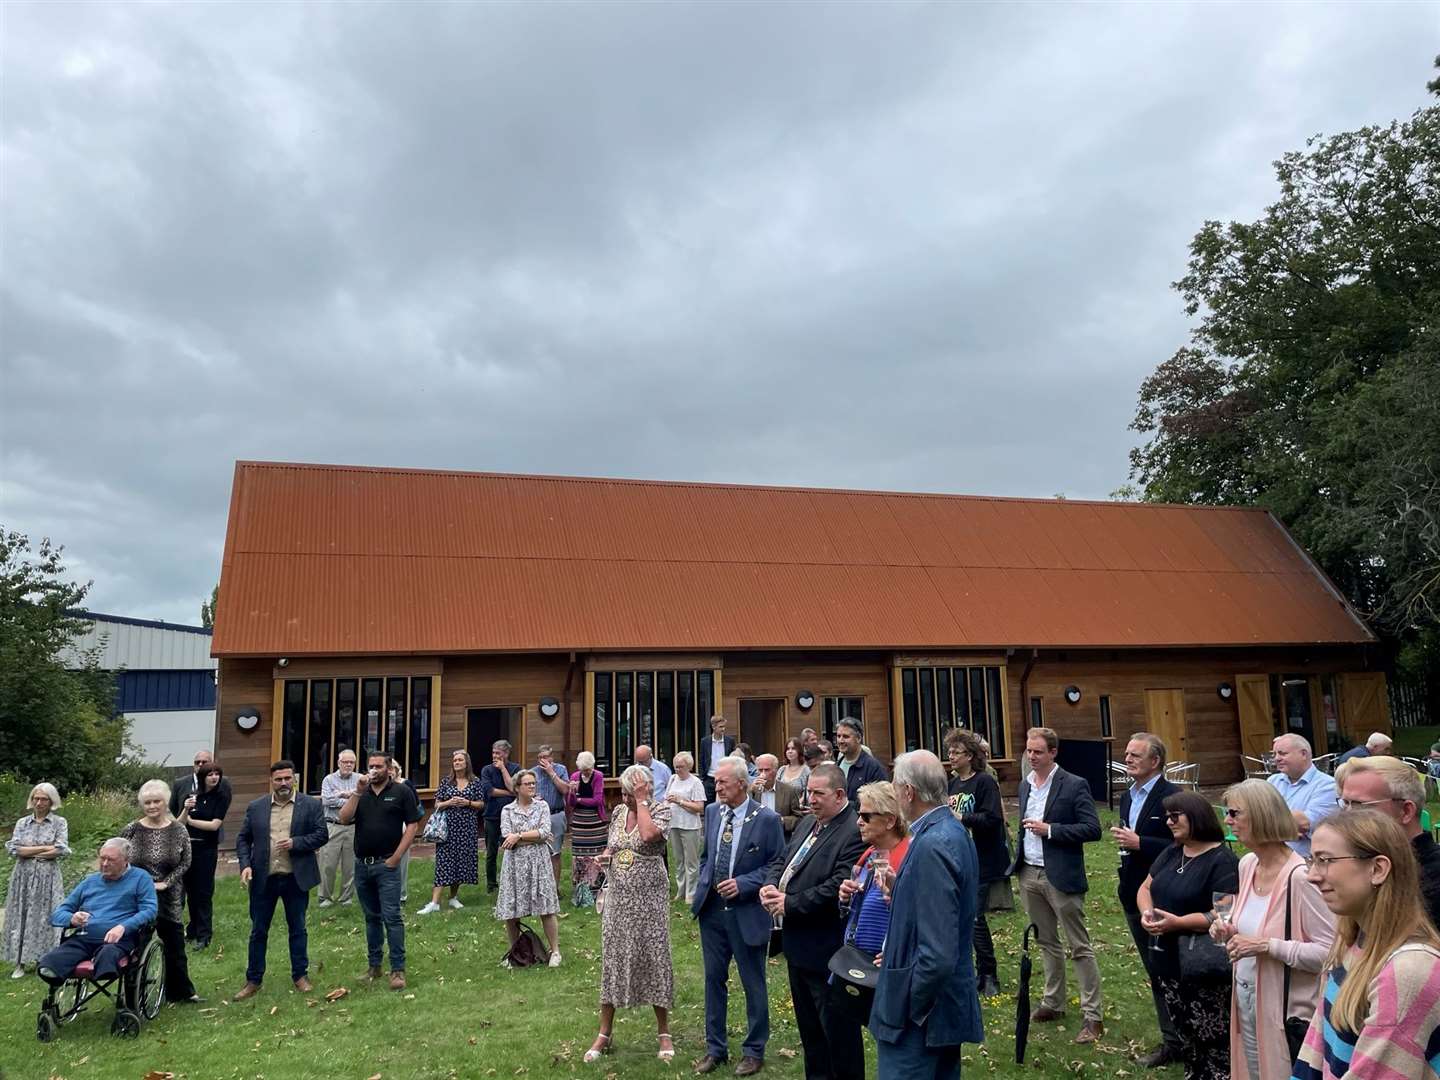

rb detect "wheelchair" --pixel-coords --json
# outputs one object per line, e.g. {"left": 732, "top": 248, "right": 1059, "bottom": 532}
{"left": 35, "top": 924, "right": 165, "bottom": 1042}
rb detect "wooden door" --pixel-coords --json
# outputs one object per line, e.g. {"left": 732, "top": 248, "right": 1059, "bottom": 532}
{"left": 1144, "top": 689, "right": 1188, "bottom": 761}
{"left": 1338, "top": 673, "right": 1390, "bottom": 743}
{"left": 1236, "top": 674, "right": 1275, "bottom": 759}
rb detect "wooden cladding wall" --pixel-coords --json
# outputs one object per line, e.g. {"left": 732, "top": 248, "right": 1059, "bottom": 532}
{"left": 440, "top": 655, "right": 580, "bottom": 767}
{"left": 215, "top": 657, "right": 284, "bottom": 845}
{"left": 1003, "top": 647, "right": 1375, "bottom": 790}
{"left": 720, "top": 652, "right": 894, "bottom": 766}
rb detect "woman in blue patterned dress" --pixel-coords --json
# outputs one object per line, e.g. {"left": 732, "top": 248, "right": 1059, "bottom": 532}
{"left": 419, "top": 750, "right": 484, "bottom": 914}
{"left": 5, "top": 783, "right": 69, "bottom": 978}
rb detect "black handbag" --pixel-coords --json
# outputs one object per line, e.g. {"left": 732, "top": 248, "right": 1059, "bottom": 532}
{"left": 1177, "top": 931, "right": 1231, "bottom": 981}
{"left": 1281, "top": 867, "right": 1309, "bottom": 1063}
{"left": 825, "top": 865, "right": 882, "bottom": 1024}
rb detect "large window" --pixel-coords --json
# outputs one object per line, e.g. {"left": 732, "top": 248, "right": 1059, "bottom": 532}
{"left": 900, "top": 664, "right": 1007, "bottom": 757}
{"left": 282, "top": 675, "right": 435, "bottom": 794}
{"left": 593, "top": 669, "right": 715, "bottom": 774}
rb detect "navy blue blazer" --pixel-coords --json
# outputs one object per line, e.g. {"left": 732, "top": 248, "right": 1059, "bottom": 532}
{"left": 1008, "top": 767, "right": 1101, "bottom": 895}
{"left": 691, "top": 798, "right": 786, "bottom": 948}
{"left": 842, "top": 751, "right": 888, "bottom": 803}
{"left": 869, "top": 806, "right": 984, "bottom": 1049}
{"left": 1116, "top": 776, "right": 1181, "bottom": 912}
{"left": 235, "top": 792, "right": 329, "bottom": 893}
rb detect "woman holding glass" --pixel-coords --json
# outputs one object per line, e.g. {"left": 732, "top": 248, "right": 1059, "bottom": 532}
{"left": 1134, "top": 791, "right": 1238, "bottom": 1080}
{"left": 778, "top": 738, "right": 809, "bottom": 791}
{"left": 177, "top": 761, "right": 228, "bottom": 949}
{"left": 1209, "top": 778, "right": 1335, "bottom": 1080}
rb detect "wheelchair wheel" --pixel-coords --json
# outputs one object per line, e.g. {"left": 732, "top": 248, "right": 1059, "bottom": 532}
{"left": 36, "top": 1011, "right": 56, "bottom": 1043}
{"left": 111, "top": 1008, "right": 141, "bottom": 1038}
{"left": 134, "top": 937, "right": 165, "bottom": 1020}
{"left": 51, "top": 979, "right": 81, "bottom": 1022}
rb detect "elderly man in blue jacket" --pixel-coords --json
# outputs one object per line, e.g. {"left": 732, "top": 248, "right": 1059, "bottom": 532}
{"left": 38, "top": 837, "right": 158, "bottom": 984}
{"left": 870, "top": 749, "right": 983, "bottom": 1080}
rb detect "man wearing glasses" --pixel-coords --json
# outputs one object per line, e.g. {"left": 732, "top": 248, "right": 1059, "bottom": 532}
{"left": 1334, "top": 755, "right": 1440, "bottom": 925}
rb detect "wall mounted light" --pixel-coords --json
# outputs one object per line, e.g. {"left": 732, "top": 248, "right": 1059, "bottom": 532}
{"left": 277, "top": 658, "right": 290, "bottom": 668}
{"left": 538, "top": 697, "right": 560, "bottom": 719}
{"left": 796, "top": 691, "right": 815, "bottom": 711}
{"left": 1064, "top": 685, "right": 1082, "bottom": 705}
{"left": 1218, "top": 682, "right": 1234, "bottom": 701}
{"left": 235, "top": 710, "right": 260, "bottom": 732}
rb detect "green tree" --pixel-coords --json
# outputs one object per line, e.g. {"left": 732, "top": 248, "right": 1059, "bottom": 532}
{"left": 1129, "top": 103, "right": 1440, "bottom": 672}
{"left": 0, "top": 528, "right": 125, "bottom": 792}
{"left": 200, "top": 583, "right": 218, "bottom": 629}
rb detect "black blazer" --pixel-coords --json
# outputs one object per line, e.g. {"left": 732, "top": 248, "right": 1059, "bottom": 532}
{"left": 235, "top": 793, "right": 329, "bottom": 893}
{"left": 697, "top": 735, "right": 737, "bottom": 779}
{"left": 1008, "top": 767, "right": 1101, "bottom": 895}
{"left": 1116, "top": 776, "right": 1181, "bottom": 912}
{"left": 764, "top": 802, "right": 868, "bottom": 971}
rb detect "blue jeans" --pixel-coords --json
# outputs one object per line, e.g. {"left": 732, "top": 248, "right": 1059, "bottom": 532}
{"left": 874, "top": 1024, "right": 961, "bottom": 1080}
{"left": 354, "top": 859, "right": 405, "bottom": 971}
{"left": 246, "top": 872, "right": 309, "bottom": 984}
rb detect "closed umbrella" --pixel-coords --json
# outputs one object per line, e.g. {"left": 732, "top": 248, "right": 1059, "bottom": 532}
{"left": 1015, "top": 922, "right": 1039, "bottom": 1064}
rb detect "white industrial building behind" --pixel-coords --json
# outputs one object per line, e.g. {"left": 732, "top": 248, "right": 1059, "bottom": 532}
{"left": 63, "top": 611, "right": 218, "bottom": 766}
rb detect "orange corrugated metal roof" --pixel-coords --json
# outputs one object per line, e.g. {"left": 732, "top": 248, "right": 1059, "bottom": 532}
{"left": 211, "top": 461, "right": 1375, "bottom": 657}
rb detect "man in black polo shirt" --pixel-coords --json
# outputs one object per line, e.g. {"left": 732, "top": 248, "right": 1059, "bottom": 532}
{"left": 339, "top": 749, "right": 422, "bottom": 990}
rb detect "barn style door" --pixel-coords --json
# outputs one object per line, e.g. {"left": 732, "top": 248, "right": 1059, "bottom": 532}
{"left": 1235, "top": 674, "right": 1276, "bottom": 760}
{"left": 1144, "top": 689, "right": 1189, "bottom": 761}
{"left": 1338, "top": 673, "right": 1390, "bottom": 744}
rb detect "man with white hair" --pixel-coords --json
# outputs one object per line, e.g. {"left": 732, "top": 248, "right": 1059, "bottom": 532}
{"left": 869, "top": 750, "right": 982, "bottom": 1078}
{"left": 38, "top": 838, "right": 158, "bottom": 985}
{"left": 318, "top": 748, "right": 360, "bottom": 907}
{"left": 1267, "top": 733, "right": 1338, "bottom": 857}
{"left": 1336, "top": 731, "right": 1394, "bottom": 765}
{"left": 693, "top": 756, "right": 785, "bottom": 1076}
{"left": 750, "top": 753, "right": 806, "bottom": 837}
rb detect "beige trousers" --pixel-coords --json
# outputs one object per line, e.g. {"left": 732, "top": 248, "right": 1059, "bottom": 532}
{"left": 671, "top": 827, "right": 703, "bottom": 902}
{"left": 1018, "top": 863, "right": 1104, "bottom": 1022}
{"left": 317, "top": 822, "right": 355, "bottom": 903}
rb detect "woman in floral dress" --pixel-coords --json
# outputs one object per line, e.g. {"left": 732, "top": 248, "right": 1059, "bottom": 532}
{"left": 4, "top": 782, "right": 69, "bottom": 978}
{"left": 585, "top": 764, "right": 674, "bottom": 1064}
{"left": 495, "top": 770, "right": 561, "bottom": 965}
{"left": 419, "top": 750, "right": 484, "bottom": 914}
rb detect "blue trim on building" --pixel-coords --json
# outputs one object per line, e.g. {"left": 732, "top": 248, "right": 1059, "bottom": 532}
{"left": 68, "top": 609, "right": 213, "bottom": 637}
{"left": 116, "top": 670, "right": 217, "bottom": 712}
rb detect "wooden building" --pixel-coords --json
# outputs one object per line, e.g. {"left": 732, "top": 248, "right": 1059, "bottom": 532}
{"left": 210, "top": 461, "right": 1387, "bottom": 837}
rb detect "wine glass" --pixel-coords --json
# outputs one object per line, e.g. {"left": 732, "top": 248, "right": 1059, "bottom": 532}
{"left": 1212, "top": 892, "right": 1236, "bottom": 925}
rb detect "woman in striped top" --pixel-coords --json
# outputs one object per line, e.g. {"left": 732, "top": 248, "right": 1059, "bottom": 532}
{"left": 1292, "top": 809, "right": 1440, "bottom": 1080}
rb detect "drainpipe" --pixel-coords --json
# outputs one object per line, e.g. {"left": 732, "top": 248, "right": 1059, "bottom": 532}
{"left": 562, "top": 652, "right": 578, "bottom": 741}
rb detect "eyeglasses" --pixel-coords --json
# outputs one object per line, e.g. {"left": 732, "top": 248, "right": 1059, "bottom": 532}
{"left": 1337, "top": 797, "right": 1397, "bottom": 810}
{"left": 1223, "top": 807, "right": 1244, "bottom": 818}
{"left": 858, "top": 812, "right": 879, "bottom": 822}
{"left": 1302, "top": 853, "right": 1377, "bottom": 871}
{"left": 1164, "top": 812, "right": 1184, "bottom": 823}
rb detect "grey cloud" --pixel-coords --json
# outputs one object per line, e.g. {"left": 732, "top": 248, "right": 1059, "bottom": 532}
{"left": 2, "top": 0, "right": 1436, "bottom": 623}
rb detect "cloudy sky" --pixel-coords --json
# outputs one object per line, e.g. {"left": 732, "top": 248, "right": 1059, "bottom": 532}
{"left": 2, "top": 2, "right": 1436, "bottom": 625}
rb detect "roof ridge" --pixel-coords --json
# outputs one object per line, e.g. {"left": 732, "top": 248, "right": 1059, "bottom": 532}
{"left": 233, "top": 459, "right": 1270, "bottom": 514}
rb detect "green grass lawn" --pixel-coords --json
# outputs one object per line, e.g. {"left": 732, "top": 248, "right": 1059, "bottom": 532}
{"left": 2, "top": 808, "right": 1191, "bottom": 1080}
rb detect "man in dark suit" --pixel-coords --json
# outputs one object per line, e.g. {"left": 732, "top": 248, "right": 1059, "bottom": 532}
{"left": 760, "top": 763, "right": 866, "bottom": 1080}
{"left": 1011, "top": 727, "right": 1104, "bottom": 1043}
{"left": 1112, "top": 733, "right": 1181, "bottom": 1068}
{"left": 751, "top": 754, "right": 808, "bottom": 837}
{"left": 835, "top": 719, "right": 887, "bottom": 802}
{"left": 692, "top": 756, "right": 786, "bottom": 1076}
{"left": 698, "top": 714, "right": 738, "bottom": 803}
{"left": 869, "top": 750, "right": 983, "bottom": 1079}
{"left": 232, "top": 759, "right": 329, "bottom": 1000}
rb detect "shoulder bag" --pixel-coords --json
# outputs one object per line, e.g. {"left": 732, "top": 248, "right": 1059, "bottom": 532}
{"left": 826, "top": 864, "right": 882, "bottom": 1025}
{"left": 1177, "top": 850, "right": 1235, "bottom": 981}
{"left": 1281, "top": 866, "right": 1310, "bottom": 1063}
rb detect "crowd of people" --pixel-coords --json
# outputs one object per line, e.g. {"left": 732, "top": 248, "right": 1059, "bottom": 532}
{"left": 8, "top": 719, "right": 1440, "bottom": 1080}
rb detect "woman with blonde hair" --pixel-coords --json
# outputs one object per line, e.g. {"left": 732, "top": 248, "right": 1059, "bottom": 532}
{"left": 1293, "top": 809, "right": 1440, "bottom": 1080}
{"left": 1210, "top": 778, "right": 1334, "bottom": 1079}
{"left": 663, "top": 751, "right": 706, "bottom": 903}
{"left": 122, "top": 779, "right": 201, "bottom": 1003}
{"left": 4, "top": 783, "right": 69, "bottom": 978}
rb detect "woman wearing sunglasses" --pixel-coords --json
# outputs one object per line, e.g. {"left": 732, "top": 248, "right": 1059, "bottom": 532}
{"left": 1291, "top": 809, "right": 1440, "bottom": 1080}
{"left": 1209, "top": 779, "right": 1334, "bottom": 1080}
{"left": 1134, "top": 791, "right": 1239, "bottom": 1080}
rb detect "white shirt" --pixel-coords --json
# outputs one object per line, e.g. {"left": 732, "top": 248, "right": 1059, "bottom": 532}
{"left": 667, "top": 774, "right": 706, "bottom": 830}
{"left": 760, "top": 788, "right": 776, "bottom": 812}
{"left": 708, "top": 737, "right": 728, "bottom": 777}
{"left": 1023, "top": 770, "right": 1053, "bottom": 867}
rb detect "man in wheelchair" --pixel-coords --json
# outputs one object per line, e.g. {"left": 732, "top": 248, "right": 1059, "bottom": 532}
{"left": 38, "top": 837, "right": 157, "bottom": 985}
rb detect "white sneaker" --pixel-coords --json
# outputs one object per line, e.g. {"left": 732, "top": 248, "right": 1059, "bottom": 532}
{"left": 548, "top": 952, "right": 562, "bottom": 968}
{"left": 447, "top": 897, "right": 464, "bottom": 910}
{"left": 416, "top": 902, "right": 440, "bottom": 915}
{"left": 317, "top": 899, "right": 333, "bottom": 909}
{"left": 11, "top": 965, "right": 25, "bottom": 979}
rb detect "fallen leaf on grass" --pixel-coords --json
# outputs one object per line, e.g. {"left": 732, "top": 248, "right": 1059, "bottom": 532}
{"left": 777, "top": 1048, "right": 798, "bottom": 1059}
{"left": 325, "top": 987, "right": 348, "bottom": 1001}
{"left": 269, "top": 1006, "right": 279, "bottom": 1016}
{"left": 143, "top": 1073, "right": 175, "bottom": 1080}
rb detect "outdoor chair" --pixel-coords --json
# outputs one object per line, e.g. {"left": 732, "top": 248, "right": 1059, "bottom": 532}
{"left": 1165, "top": 761, "right": 1200, "bottom": 791}
{"left": 1240, "top": 753, "right": 1273, "bottom": 779}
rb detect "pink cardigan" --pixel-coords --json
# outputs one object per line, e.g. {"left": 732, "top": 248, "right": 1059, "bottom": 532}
{"left": 565, "top": 769, "right": 608, "bottom": 822}
{"left": 1228, "top": 850, "right": 1337, "bottom": 1080}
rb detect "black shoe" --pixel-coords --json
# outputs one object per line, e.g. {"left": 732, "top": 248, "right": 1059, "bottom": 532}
{"left": 1137, "top": 1046, "right": 1180, "bottom": 1068}
{"left": 977, "top": 974, "right": 1002, "bottom": 998}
